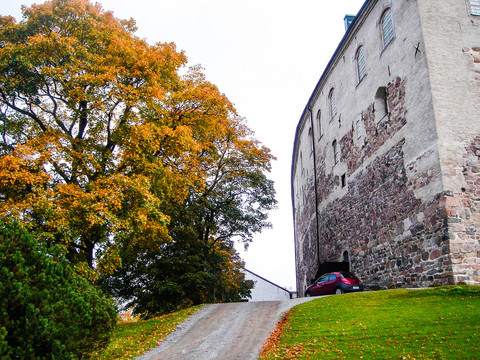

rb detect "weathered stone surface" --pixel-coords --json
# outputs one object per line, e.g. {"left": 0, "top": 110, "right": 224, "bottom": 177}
{"left": 292, "top": 0, "right": 480, "bottom": 294}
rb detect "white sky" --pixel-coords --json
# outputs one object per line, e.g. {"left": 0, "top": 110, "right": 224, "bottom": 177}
{"left": 2, "top": 0, "right": 365, "bottom": 290}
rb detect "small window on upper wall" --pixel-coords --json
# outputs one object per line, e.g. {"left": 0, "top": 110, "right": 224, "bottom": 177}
{"left": 356, "top": 46, "right": 367, "bottom": 82}
{"left": 381, "top": 9, "right": 394, "bottom": 48}
{"left": 332, "top": 139, "right": 339, "bottom": 164}
{"left": 356, "top": 120, "right": 362, "bottom": 139}
{"left": 316, "top": 110, "right": 322, "bottom": 136}
{"left": 308, "top": 127, "right": 314, "bottom": 153}
{"left": 470, "top": 0, "right": 480, "bottom": 15}
{"left": 328, "top": 88, "right": 337, "bottom": 119}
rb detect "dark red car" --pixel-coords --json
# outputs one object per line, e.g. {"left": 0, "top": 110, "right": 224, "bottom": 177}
{"left": 304, "top": 272, "right": 364, "bottom": 297}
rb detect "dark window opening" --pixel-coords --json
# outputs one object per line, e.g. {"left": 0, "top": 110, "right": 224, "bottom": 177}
{"left": 375, "top": 86, "right": 389, "bottom": 121}
{"left": 316, "top": 110, "right": 322, "bottom": 137}
{"left": 315, "top": 262, "right": 350, "bottom": 280}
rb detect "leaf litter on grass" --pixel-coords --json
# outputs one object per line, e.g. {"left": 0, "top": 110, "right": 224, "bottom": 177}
{"left": 92, "top": 305, "right": 203, "bottom": 360}
{"left": 260, "top": 287, "right": 480, "bottom": 360}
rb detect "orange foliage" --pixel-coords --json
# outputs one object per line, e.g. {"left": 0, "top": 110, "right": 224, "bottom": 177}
{"left": 0, "top": 0, "right": 275, "bottom": 276}
{"left": 260, "top": 310, "right": 307, "bottom": 359}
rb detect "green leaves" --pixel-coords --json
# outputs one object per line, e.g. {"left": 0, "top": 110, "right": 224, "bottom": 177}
{"left": 1, "top": 0, "right": 275, "bottom": 322}
{"left": 0, "top": 220, "right": 117, "bottom": 359}
{"left": 0, "top": 0, "right": 275, "bottom": 278}
{"left": 0, "top": 0, "right": 188, "bottom": 269}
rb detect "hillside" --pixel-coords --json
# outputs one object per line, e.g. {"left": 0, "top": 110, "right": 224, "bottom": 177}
{"left": 260, "top": 286, "right": 480, "bottom": 359}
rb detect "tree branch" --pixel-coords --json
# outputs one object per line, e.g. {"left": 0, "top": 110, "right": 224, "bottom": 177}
{"left": 0, "top": 90, "right": 47, "bottom": 131}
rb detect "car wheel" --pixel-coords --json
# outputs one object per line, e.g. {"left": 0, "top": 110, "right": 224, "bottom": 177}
{"left": 305, "top": 291, "right": 312, "bottom": 297}
{"left": 335, "top": 288, "right": 344, "bottom": 295}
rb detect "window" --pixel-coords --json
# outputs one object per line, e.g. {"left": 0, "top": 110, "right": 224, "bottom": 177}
{"left": 356, "top": 46, "right": 367, "bottom": 82}
{"left": 308, "top": 127, "right": 314, "bottom": 154}
{"left": 332, "top": 140, "right": 339, "bottom": 164}
{"left": 328, "top": 274, "right": 337, "bottom": 281}
{"left": 471, "top": 0, "right": 480, "bottom": 15}
{"left": 381, "top": 9, "right": 394, "bottom": 48}
{"left": 356, "top": 120, "right": 362, "bottom": 139}
{"left": 375, "top": 86, "right": 389, "bottom": 120}
{"left": 341, "top": 174, "right": 347, "bottom": 188}
{"left": 328, "top": 88, "right": 337, "bottom": 119}
{"left": 316, "top": 110, "right": 322, "bottom": 136}
{"left": 316, "top": 275, "right": 329, "bottom": 284}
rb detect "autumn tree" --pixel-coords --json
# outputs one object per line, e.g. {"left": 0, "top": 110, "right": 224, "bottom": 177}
{"left": 0, "top": 0, "right": 275, "bottom": 275}
{"left": 0, "top": 0, "right": 186, "bottom": 272}
{"left": 102, "top": 108, "right": 276, "bottom": 316}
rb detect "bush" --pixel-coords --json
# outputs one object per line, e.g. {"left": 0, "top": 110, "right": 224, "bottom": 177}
{"left": 101, "top": 237, "right": 252, "bottom": 319}
{"left": 0, "top": 221, "right": 117, "bottom": 359}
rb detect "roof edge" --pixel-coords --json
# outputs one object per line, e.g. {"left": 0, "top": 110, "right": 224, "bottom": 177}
{"left": 290, "top": 0, "right": 375, "bottom": 208}
{"left": 243, "top": 268, "right": 294, "bottom": 294}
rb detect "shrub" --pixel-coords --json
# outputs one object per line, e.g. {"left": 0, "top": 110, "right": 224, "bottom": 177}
{"left": 0, "top": 221, "right": 117, "bottom": 359}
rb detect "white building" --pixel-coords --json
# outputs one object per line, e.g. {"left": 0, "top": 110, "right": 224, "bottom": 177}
{"left": 242, "top": 269, "right": 295, "bottom": 301}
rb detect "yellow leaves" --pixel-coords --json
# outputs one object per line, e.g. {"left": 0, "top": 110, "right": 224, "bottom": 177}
{"left": 96, "top": 245, "right": 122, "bottom": 276}
{"left": 260, "top": 311, "right": 295, "bottom": 359}
{"left": 74, "top": 261, "right": 98, "bottom": 283}
{"left": 1, "top": 0, "right": 275, "bottom": 280}
{"left": 0, "top": 153, "right": 48, "bottom": 188}
{"left": 0, "top": 139, "right": 53, "bottom": 220}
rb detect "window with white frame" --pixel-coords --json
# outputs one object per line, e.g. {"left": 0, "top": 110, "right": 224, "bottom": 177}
{"left": 381, "top": 9, "right": 394, "bottom": 48}
{"left": 328, "top": 88, "right": 337, "bottom": 119}
{"left": 356, "top": 120, "right": 362, "bottom": 139}
{"left": 470, "top": 0, "right": 480, "bottom": 15}
{"left": 356, "top": 46, "right": 367, "bottom": 82}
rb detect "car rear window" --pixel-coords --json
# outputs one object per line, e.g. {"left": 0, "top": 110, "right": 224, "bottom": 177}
{"left": 340, "top": 272, "right": 358, "bottom": 279}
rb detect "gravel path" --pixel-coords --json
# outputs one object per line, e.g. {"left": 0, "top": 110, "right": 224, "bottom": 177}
{"left": 135, "top": 298, "right": 315, "bottom": 360}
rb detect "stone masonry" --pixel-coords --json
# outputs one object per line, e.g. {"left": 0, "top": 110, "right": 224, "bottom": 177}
{"left": 292, "top": 0, "right": 480, "bottom": 295}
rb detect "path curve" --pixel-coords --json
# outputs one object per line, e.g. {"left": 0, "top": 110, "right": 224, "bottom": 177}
{"left": 135, "top": 298, "right": 314, "bottom": 360}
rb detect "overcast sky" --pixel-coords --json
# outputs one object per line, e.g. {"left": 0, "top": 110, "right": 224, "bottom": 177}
{"left": 2, "top": 0, "right": 365, "bottom": 290}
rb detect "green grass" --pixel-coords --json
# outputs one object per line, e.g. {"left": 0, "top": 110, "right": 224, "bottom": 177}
{"left": 261, "top": 286, "right": 480, "bottom": 360}
{"left": 91, "top": 305, "right": 203, "bottom": 360}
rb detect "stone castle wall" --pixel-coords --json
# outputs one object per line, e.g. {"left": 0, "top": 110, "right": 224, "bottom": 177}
{"left": 444, "top": 136, "right": 480, "bottom": 284}
{"left": 417, "top": 0, "right": 480, "bottom": 284}
{"left": 315, "top": 76, "right": 453, "bottom": 288}
{"left": 292, "top": 0, "right": 480, "bottom": 294}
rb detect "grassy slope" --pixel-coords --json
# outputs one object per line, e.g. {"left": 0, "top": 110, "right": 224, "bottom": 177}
{"left": 260, "top": 286, "right": 480, "bottom": 360}
{"left": 91, "top": 305, "right": 203, "bottom": 360}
